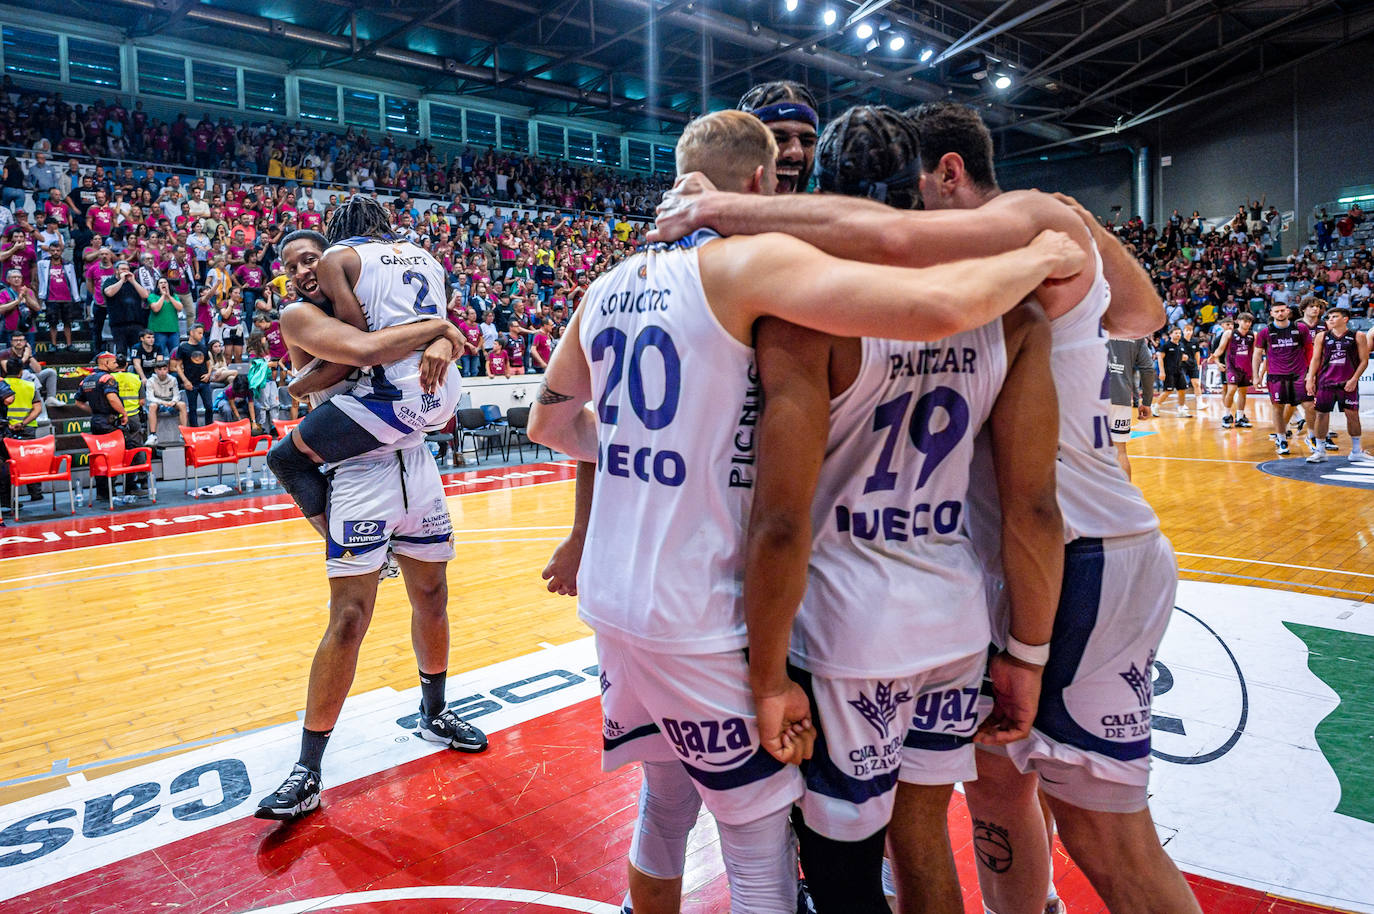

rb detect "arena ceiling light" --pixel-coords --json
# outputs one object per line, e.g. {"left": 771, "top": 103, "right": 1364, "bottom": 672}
{"left": 993, "top": 74, "right": 1013, "bottom": 90}
{"left": 784, "top": 0, "right": 797, "bottom": 11}
{"left": 855, "top": 22, "right": 874, "bottom": 39}
{"left": 822, "top": 8, "right": 837, "bottom": 26}
{"left": 919, "top": 47, "right": 934, "bottom": 63}
{"left": 888, "top": 34, "right": 905, "bottom": 51}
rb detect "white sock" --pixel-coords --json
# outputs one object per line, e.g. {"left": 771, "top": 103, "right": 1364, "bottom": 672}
{"left": 1352, "top": 436, "right": 1363, "bottom": 455}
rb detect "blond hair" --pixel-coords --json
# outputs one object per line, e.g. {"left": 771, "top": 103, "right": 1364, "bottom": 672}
{"left": 675, "top": 110, "right": 778, "bottom": 192}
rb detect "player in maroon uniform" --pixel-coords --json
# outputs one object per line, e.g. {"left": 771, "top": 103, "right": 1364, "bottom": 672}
{"left": 1305, "top": 305, "right": 1370, "bottom": 463}
{"left": 1211, "top": 313, "right": 1256, "bottom": 428}
{"left": 1294, "top": 298, "right": 1326, "bottom": 448}
{"left": 1253, "top": 301, "right": 1311, "bottom": 456}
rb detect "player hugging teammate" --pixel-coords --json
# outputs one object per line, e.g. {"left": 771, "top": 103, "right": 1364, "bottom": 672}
{"left": 533, "top": 94, "right": 1202, "bottom": 914}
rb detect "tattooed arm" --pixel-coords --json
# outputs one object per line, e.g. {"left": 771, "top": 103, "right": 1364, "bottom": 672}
{"left": 529, "top": 308, "right": 598, "bottom": 462}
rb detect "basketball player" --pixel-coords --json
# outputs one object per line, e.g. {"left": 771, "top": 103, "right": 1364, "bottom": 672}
{"left": 1304, "top": 305, "right": 1369, "bottom": 463}
{"left": 542, "top": 80, "right": 829, "bottom": 602}
{"left": 1252, "top": 301, "right": 1311, "bottom": 458}
{"left": 739, "top": 80, "right": 819, "bottom": 195}
{"left": 542, "top": 79, "right": 826, "bottom": 600}
{"left": 1107, "top": 337, "right": 1155, "bottom": 478}
{"left": 740, "top": 107, "right": 1064, "bottom": 914}
{"left": 266, "top": 211, "right": 467, "bottom": 541}
{"left": 653, "top": 102, "right": 1197, "bottom": 914}
{"left": 256, "top": 214, "right": 487, "bottom": 822}
{"left": 1178, "top": 322, "right": 1204, "bottom": 415}
{"left": 1155, "top": 326, "right": 1191, "bottom": 417}
{"left": 1211, "top": 313, "right": 1255, "bottom": 428}
{"left": 528, "top": 109, "right": 1085, "bottom": 914}
{"left": 1294, "top": 298, "right": 1324, "bottom": 443}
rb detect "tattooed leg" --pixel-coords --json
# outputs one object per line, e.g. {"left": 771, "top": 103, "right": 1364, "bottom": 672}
{"left": 962, "top": 751, "right": 1051, "bottom": 914}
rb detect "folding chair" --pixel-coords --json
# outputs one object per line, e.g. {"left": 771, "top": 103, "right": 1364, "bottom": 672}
{"left": 504, "top": 407, "right": 552, "bottom": 462}
{"left": 457, "top": 408, "right": 505, "bottom": 465}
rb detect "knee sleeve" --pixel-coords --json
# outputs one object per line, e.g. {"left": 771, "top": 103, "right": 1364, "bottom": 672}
{"left": 628, "top": 760, "right": 702, "bottom": 880}
{"left": 268, "top": 435, "right": 328, "bottom": 518}
{"left": 793, "top": 809, "right": 888, "bottom": 914}
{"left": 716, "top": 806, "right": 798, "bottom": 914}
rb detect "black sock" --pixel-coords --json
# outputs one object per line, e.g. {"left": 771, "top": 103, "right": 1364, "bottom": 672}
{"left": 298, "top": 727, "right": 331, "bottom": 774}
{"left": 420, "top": 669, "right": 447, "bottom": 719}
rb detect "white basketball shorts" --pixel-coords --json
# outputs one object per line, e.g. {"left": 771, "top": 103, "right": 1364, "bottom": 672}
{"left": 329, "top": 359, "right": 461, "bottom": 456}
{"left": 1108, "top": 403, "right": 1133, "bottom": 443}
{"left": 791, "top": 651, "right": 987, "bottom": 842}
{"left": 1005, "top": 530, "right": 1178, "bottom": 813}
{"left": 595, "top": 631, "right": 804, "bottom": 827}
{"left": 325, "top": 443, "right": 455, "bottom": 578}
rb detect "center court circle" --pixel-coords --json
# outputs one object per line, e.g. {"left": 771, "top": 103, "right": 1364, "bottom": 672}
{"left": 243, "top": 886, "right": 622, "bottom": 913}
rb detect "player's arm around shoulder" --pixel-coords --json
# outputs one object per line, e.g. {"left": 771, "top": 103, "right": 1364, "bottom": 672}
{"left": 701, "top": 230, "right": 1083, "bottom": 344}
{"left": 1049, "top": 192, "right": 1164, "bottom": 336}
{"left": 979, "top": 301, "right": 1062, "bottom": 746}
{"left": 528, "top": 307, "right": 597, "bottom": 462}
{"left": 744, "top": 317, "right": 832, "bottom": 765}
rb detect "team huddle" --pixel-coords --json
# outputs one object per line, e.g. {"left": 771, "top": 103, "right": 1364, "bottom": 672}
{"left": 249, "top": 83, "right": 1214, "bottom": 913}
{"left": 529, "top": 89, "right": 1204, "bottom": 914}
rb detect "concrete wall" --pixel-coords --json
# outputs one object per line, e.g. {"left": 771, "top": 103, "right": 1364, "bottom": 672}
{"left": 998, "top": 149, "right": 1135, "bottom": 225}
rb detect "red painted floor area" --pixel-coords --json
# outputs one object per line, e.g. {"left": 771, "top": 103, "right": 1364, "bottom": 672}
{"left": 2, "top": 699, "right": 1345, "bottom": 914}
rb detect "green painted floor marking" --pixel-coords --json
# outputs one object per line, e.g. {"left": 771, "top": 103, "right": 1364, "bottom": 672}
{"left": 1284, "top": 622, "right": 1374, "bottom": 825}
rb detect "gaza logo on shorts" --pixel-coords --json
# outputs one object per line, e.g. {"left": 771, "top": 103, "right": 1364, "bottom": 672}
{"left": 660, "top": 717, "right": 752, "bottom": 766}
{"left": 909, "top": 686, "right": 979, "bottom": 734}
{"left": 342, "top": 520, "right": 386, "bottom": 545}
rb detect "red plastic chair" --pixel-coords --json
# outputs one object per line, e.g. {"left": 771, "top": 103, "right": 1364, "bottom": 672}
{"left": 220, "top": 419, "right": 272, "bottom": 485}
{"left": 4, "top": 435, "right": 74, "bottom": 520}
{"left": 273, "top": 418, "right": 302, "bottom": 439}
{"left": 179, "top": 423, "right": 240, "bottom": 496}
{"left": 80, "top": 431, "right": 156, "bottom": 510}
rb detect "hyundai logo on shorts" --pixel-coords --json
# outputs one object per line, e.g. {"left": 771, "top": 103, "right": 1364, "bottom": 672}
{"left": 343, "top": 520, "right": 386, "bottom": 544}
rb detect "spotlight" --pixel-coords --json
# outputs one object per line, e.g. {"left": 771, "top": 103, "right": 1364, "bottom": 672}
{"left": 822, "top": 7, "right": 836, "bottom": 26}
{"left": 993, "top": 74, "right": 1012, "bottom": 90}
{"left": 784, "top": 0, "right": 797, "bottom": 10}
{"left": 919, "top": 47, "right": 934, "bottom": 63}
{"left": 888, "top": 34, "right": 905, "bottom": 51}
{"left": 855, "top": 22, "right": 873, "bottom": 39}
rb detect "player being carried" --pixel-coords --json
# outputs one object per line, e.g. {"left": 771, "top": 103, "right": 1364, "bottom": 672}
{"left": 529, "top": 109, "right": 1084, "bottom": 914}
{"left": 255, "top": 204, "right": 487, "bottom": 822}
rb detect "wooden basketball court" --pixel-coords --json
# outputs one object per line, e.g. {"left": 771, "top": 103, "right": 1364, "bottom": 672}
{"left": 1, "top": 395, "right": 1370, "bottom": 913}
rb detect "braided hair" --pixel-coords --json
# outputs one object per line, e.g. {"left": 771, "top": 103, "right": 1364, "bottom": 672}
{"left": 738, "top": 79, "right": 817, "bottom": 113}
{"left": 815, "top": 105, "right": 922, "bottom": 210}
{"left": 324, "top": 195, "right": 395, "bottom": 245}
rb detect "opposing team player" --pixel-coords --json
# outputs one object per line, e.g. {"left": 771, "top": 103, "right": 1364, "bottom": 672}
{"left": 1294, "top": 298, "right": 1325, "bottom": 447}
{"left": 256, "top": 214, "right": 487, "bottom": 822}
{"left": 1304, "top": 305, "right": 1369, "bottom": 463}
{"left": 740, "top": 107, "right": 1064, "bottom": 914}
{"left": 653, "top": 102, "right": 1196, "bottom": 914}
{"left": 1252, "top": 301, "right": 1311, "bottom": 458}
{"left": 528, "top": 109, "right": 1085, "bottom": 914}
{"left": 1211, "top": 313, "right": 1256, "bottom": 428}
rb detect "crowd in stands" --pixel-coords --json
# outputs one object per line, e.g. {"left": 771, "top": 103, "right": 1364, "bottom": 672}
{"left": 0, "top": 78, "right": 670, "bottom": 217}
{"left": 1107, "top": 197, "right": 1370, "bottom": 338}
{"left": 0, "top": 81, "right": 661, "bottom": 458}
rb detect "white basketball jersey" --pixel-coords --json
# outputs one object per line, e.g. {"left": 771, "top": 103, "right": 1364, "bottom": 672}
{"left": 328, "top": 236, "right": 460, "bottom": 433}
{"left": 968, "top": 241, "right": 1160, "bottom": 634}
{"left": 793, "top": 324, "right": 1006, "bottom": 679}
{"left": 1046, "top": 241, "right": 1159, "bottom": 541}
{"left": 575, "top": 230, "right": 758, "bottom": 655}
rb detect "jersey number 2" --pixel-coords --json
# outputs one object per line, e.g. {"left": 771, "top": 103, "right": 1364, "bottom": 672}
{"left": 402, "top": 270, "right": 438, "bottom": 316}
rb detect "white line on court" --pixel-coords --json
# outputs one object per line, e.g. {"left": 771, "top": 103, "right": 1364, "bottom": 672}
{"left": 1176, "top": 551, "right": 1374, "bottom": 580}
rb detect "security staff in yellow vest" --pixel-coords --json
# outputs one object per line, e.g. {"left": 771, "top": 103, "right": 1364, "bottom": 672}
{"left": 111, "top": 356, "right": 148, "bottom": 483}
{"left": 2, "top": 357, "right": 43, "bottom": 500}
